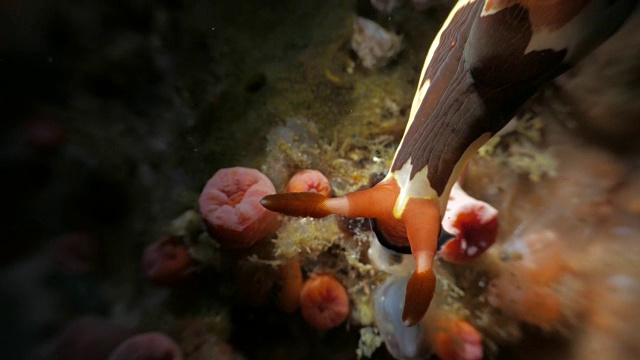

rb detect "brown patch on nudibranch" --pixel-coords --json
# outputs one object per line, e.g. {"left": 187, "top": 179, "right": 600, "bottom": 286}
{"left": 419, "top": 1, "right": 478, "bottom": 90}
{"left": 394, "top": 0, "right": 483, "bottom": 196}
{"left": 393, "top": 1, "right": 571, "bottom": 195}
{"left": 483, "top": 0, "right": 590, "bottom": 31}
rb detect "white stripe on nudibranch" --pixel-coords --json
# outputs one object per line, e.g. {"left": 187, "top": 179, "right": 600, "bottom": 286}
{"left": 390, "top": 0, "right": 476, "bottom": 169}
{"left": 480, "top": 0, "right": 506, "bottom": 16}
{"left": 391, "top": 160, "right": 438, "bottom": 219}
{"left": 408, "top": 78, "right": 430, "bottom": 127}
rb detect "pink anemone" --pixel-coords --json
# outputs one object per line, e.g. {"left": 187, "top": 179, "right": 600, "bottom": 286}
{"left": 51, "top": 316, "right": 134, "bottom": 360}
{"left": 142, "top": 235, "right": 193, "bottom": 287}
{"left": 199, "top": 167, "right": 281, "bottom": 249}
{"left": 52, "top": 231, "right": 97, "bottom": 275}
{"left": 23, "top": 117, "right": 66, "bottom": 149}
{"left": 108, "top": 332, "right": 183, "bottom": 360}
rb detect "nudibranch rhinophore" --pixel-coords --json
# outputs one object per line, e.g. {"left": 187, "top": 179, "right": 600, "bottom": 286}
{"left": 261, "top": 0, "right": 638, "bottom": 326}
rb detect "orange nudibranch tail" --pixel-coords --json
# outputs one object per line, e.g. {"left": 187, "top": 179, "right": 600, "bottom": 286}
{"left": 401, "top": 197, "right": 440, "bottom": 326}
{"left": 260, "top": 192, "right": 335, "bottom": 218}
{"left": 404, "top": 268, "right": 437, "bottom": 326}
{"left": 260, "top": 180, "right": 400, "bottom": 219}
{"left": 340, "top": 180, "right": 399, "bottom": 219}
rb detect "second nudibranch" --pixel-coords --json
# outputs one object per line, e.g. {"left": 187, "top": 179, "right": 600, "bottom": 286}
{"left": 261, "top": 0, "right": 637, "bottom": 326}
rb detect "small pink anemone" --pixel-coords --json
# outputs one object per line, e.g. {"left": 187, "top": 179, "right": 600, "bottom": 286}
{"left": 142, "top": 235, "right": 193, "bottom": 287}
{"left": 108, "top": 332, "right": 183, "bottom": 360}
{"left": 285, "top": 169, "right": 331, "bottom": 197}
{"left": 432, "top": 318, "right": 483, "bottom": 360}
{"left": 23, "top": 117, "right": 66, "bottom": 149}
{"left": 52, "top": 316, "right": 134, "bottom": 360}
{"left": 52, "top": 231, "right": 97, "bottom": 275}
{"left": 199, "top": 167, "right": 281, "bottom": 249}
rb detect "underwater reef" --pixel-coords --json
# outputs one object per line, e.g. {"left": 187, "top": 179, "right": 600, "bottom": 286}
{"left": 1, "top": 0, "right": 640, "bottom": 359}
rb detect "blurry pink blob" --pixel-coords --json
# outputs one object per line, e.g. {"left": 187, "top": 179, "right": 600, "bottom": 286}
{"left": 199, "top": 167, "right": 281, "bottom": 249}
{"left": 439, "top": 183, "right": 498, "bottom": 264}
{"left": 52, "top": 231, "right": 98, "bottom": 275}
{"left": 108, "top": 332, "right": 183, "bottom": 360}
{"left": 142, "top": 235, "right": 193, "bottom": 287}
{"left": 487, "top": 276, "right": 562, "bottom": 328}
{"left": 285, "top": 169, "right": 331, "bottom": 197}
{"left": 433, "top": 318, "right": 483, "bottom": 360}
{"left": 51, "top": 316, "right": 134, "bottom": 360}
{"left": 486, "top": 231, "right": 566, "bottom": 328}
{"left": 23, "top": 117, "right": 66, "bottom": 149}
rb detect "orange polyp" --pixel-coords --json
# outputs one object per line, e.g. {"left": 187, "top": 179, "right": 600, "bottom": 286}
{"left": 432, "top": 318, "right": 483, "bottom": 360}
{"left": 276, "top": 258, "right": 304, "bottom": 313}
{"left": 519, "top": 287, "right": 562, "bottom": 327}
{"left": 299, "top": 274, "right": 350, "bottom": 331}
{"left": 487, "top": 271, "right": 563, "bottom": 329}
{"left": 286, "top": 169, "right": 332, "bottom": 197}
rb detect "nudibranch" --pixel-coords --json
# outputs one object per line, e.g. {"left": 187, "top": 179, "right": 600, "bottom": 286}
{"left": 261, "top": 0, "right": 637, "bottom": 326}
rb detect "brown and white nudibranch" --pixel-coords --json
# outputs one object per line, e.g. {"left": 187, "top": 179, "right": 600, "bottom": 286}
{"left": 261, "top": 0, "right": 637, "bottom": 326}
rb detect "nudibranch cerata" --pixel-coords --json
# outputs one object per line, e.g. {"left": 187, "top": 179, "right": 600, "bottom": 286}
{"left": 261, "top": 0, "right": 637, "bottom": 326}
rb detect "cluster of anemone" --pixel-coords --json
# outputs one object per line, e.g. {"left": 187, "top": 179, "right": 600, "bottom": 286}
{"left": 135, "top": 114, "right": 630, "bottom": 360}
{"left": 193, "top": 166, "right": 352, "bottom": 331}
{"left": 143, "top": 167, "right": 348, "bottom": 321}
{"left": 175, "top": 157, "right": 504, "bottom": 359}
{"left": 131, "top": 109, "right": 640, "bottom": 360}
{"left": 129, "top": 166, "right": 352, "bottom": 357}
